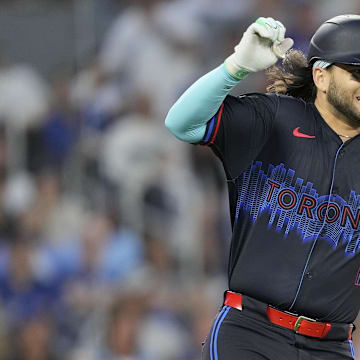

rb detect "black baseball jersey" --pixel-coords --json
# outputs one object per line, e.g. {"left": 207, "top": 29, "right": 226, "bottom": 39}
{"left": 199, "top": 93, "right": 360, "bottom": 324}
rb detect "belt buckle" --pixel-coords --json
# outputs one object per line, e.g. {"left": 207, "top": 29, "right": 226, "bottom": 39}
{"left": 294, "top": 315, "right": 316, "bottom": 333}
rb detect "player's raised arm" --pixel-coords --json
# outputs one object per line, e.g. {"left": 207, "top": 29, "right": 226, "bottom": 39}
{"left": 164, "top": 17, "right": 293, "bottom": 143}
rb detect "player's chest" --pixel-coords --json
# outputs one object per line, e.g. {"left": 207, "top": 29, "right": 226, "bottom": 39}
{"left": 255, "top": 130, "right": 360, "bottom": 197}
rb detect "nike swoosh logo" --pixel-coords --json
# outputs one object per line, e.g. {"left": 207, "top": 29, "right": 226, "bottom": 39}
{"left": 293, "top": 127, "right": 315, "bottom": 139}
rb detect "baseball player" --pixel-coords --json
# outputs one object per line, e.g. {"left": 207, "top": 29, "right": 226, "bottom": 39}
{"left": 165, "top": 15, "right": 360, "bottom": 359}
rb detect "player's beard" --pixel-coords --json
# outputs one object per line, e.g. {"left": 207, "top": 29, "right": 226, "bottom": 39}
{"left": 326, "top": 74, "right": 360, "bottom": 127}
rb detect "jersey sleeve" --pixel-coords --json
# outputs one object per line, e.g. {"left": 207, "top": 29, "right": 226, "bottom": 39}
{"left": 198, "top": 93, "right": 279, "bottom": 179}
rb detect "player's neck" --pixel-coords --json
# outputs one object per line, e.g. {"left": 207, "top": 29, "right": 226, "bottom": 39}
{"left": 314, "top": 97, "right": 360, "bottom": 142}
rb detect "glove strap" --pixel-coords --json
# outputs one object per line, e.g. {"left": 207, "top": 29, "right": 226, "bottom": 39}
{"left": 224, "top": 61, "right": 250, "bottom": 81}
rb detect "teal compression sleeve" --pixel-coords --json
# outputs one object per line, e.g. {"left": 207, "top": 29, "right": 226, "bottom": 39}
{"left": 165, "top": 63, "right": 241, "bottom": 143}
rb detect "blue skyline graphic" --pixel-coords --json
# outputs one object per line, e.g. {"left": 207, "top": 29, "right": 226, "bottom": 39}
{"left": 235, "top": 162, "right": 360, "bottom": 255}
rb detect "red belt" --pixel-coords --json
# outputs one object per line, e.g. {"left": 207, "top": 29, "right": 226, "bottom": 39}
{"left": 224, "top": 291, "right": 353, "bottom": 340}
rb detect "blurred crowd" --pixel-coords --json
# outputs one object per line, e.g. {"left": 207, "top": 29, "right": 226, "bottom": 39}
{"left": 0, "top": 0, "right": 359, "bottom": 359}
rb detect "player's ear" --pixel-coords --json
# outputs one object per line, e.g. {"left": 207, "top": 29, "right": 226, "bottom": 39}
{"left": 313, "top": 67, "right": 331, "bottom": 94}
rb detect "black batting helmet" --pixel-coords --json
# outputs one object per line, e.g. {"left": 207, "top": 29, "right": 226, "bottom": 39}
{"left": 307, "top": 14, "right": 360, "bottom": 65}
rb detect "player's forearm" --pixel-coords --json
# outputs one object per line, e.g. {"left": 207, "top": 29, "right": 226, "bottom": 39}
{"left": 165, "top": 64, "right": 241, "bottom": 143}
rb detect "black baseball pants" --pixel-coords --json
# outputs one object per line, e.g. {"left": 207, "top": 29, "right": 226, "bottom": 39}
{"left": 201, "top": 296, "right": 355, "bottom": 360}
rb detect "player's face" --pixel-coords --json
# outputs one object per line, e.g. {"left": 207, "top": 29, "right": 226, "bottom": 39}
{"left": 326, "top": 64, "right": 360, "bottom": 127}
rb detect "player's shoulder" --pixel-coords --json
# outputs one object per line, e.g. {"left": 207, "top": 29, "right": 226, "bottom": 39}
{"left": 250, "top": 93, "right": 315, "bottom": 117}
{"left": 272, "top": 93, "right": 310, "bottom": 107}
{"left": 247, "top": 92, "right": 310, "bottom": 107}
{"left": 225, "top": 92, "right": 315, "bottom": 119}
{"left": 234, "top": 92, "right": 309, "bottom": 105}
{"left": 229, "top": 92, "right": 309, "bottom": 107}
{"left": 226, "top": 92, "right": 279, "bottom": 112}
{"left": 272, "top": 94, "right": 317, "bottom": 120}
{"left": 232, "top": 92, "right": 279, "bottom": 103}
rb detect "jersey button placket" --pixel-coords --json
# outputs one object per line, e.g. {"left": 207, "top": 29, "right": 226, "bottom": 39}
{"left": 305, "top": 272, "right": 313, "bottom": 280}
{"left": 332, "top": 186, "right": 339, "bottom": 197}
{"left": 319, "top": 228, "right": 326, "bottom": 237}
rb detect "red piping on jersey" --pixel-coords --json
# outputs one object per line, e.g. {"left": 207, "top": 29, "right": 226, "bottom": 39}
{"left": 208, "top": 102, "right": 224, "bottom": 145}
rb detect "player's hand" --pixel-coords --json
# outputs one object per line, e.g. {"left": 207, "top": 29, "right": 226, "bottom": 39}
{"left": 224, "top": 17, "right": 294, "bottom": 79}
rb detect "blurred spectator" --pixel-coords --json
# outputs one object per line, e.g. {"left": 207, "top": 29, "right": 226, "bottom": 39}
{"left": 39, "top": 77, "right": 80, "bottom": 172}
{"left": 103, "top": 294, "right": 147, "bottom": 360}
{"left": 100, "top": 93, "right": 176, "bottom": 234}
{"left": 98, "top": 0, "right": 202, "bottom": 119}
{"left": 53, "top": 213, "right": 144, "bottom": 358}
{"left": 8, "top": 314, "right": 56, "bottom": 360}
{"left": 9, "top": 168, "right": 87, "bottom": 248}
{"left": 0, "top": 63, "right": 49, "bottom": 132}
{"left": 0, "top": 230, "right": 61, "bottom": 360}
{"left": 0, "top": 236, "right": 61, "bottom": 330}
{"left": 100, "top": 92, "right": 214, "bottom": 277}
{"left": 72, "top": 63, "right": 125, "bottom": 133}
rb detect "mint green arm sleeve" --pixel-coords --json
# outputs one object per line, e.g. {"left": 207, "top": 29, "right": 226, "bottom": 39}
{"left": 165, "top": 64, "right": 241, "bottom": 143}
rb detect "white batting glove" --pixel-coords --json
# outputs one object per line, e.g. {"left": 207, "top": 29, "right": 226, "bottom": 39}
{"left": 224, "top": 17, "right": 294, "bottom": 79}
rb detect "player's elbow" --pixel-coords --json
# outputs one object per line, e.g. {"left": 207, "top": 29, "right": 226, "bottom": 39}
{"left": 164, "top": 107, "right": 175, "bottom": 133}
{"left": 165, "top": 105, "right": 187, "bottom": 140}
{"left": 165, "top": 102, "right": 206, "bottom": 143}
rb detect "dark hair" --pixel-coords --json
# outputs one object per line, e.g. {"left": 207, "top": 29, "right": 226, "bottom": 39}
{"left": 266, "top": 49, "right": 317, "bottom": 102}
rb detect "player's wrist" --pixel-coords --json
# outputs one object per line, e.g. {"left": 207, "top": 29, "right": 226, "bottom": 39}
{"left": 224, "top": 55, "right": 252, "bottom": 80}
